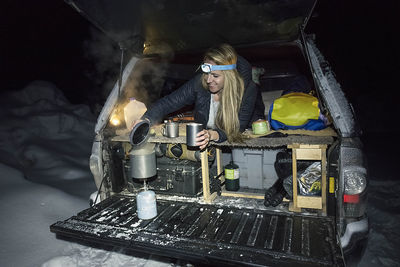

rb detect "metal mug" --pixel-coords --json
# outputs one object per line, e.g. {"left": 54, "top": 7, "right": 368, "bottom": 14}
{"left": 162, "top": 121, "right": 179, "bottom": 138}
{"left": 186, "top": 122, "right": 203, "bottom": 147}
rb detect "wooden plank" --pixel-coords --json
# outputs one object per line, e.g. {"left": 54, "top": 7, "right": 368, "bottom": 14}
{"left": 297, "top": 196, "right": 322, "bottom": 209}
{"left": 221, "top": 190, "right": 264, "bottom": 199}
{"left": 290, "top": 149, "right": 301, "bottom": 212}
{"left": 295, "top": 148, "right": 322, "bottom": 160}
{"left": 216, "top": 148, "right": 225, "bottom": 183}
{"left": 200, "top": 149, "right": 211, "bottom": 203}
{"left": 288, "top": 144, "right": 326, "bottom": 149}
{"left": 112, "top": 134, "right": 334, "bottom": 147}
{"left": 321, "top": 148, "right": 327, "bottom": 214}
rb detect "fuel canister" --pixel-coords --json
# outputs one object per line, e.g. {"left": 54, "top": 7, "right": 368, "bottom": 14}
{"left": 225, "top": 161, "right": 240, "bottom": 191}
{"left": 136, "top": 190, "right": 157, "bottom": 220}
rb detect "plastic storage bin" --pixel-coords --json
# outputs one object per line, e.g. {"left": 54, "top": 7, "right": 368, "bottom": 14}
{"left": 232, "top": 148, "right": 282, "bottom": 189}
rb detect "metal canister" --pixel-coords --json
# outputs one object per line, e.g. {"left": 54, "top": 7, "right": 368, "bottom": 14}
{"left": 136, "top": 190, "right": 157, "bottom": 220}
{"left": 225, "top": 161, "right": 240, "bottom": 191}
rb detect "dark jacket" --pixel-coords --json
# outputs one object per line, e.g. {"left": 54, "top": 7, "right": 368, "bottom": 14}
{"left": 142, "top": 56, "right": 265, "bottom": 142}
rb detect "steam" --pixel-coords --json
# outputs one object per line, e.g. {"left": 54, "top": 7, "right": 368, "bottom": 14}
{"left": 130, "top": 143, "right": 156, "bottom": 155}
{"left": 122, "top": 59, "right": 169, "bottom": 107}
{"left": 83, "top": 27, "right": 121, "bottom": 106}
{"left": 83, "top": 26, "right": 174, "bottom": 112}
{"left": 121, "top": 41, "right": 174, "bottom": 106}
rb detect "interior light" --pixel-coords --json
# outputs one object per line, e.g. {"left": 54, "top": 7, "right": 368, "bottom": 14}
{"left": 110, "top": 115, "right": 121, "bottom": 126}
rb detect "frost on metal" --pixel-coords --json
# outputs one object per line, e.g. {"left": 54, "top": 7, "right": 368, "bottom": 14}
{"left": 306, "top": 39, "right": 356, "bottom": 137}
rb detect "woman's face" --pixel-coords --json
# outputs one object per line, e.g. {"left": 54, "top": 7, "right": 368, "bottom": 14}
{"left": 203, "top": 60, "right": 225, "bottom": 94}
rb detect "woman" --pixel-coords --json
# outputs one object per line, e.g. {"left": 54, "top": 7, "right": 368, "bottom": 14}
{"left": 137, "top": 43, "right": 264, "bottom": 149}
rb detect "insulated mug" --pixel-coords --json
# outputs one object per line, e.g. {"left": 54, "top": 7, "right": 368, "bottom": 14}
{"left": 162, "top": 121, "right": 179, "bottom": 138}
{"left": 186, "top": 123, "right": 203, "bottom": 147}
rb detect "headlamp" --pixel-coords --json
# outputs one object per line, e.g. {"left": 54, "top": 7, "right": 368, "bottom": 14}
{"left": 201, "top": 63, "right": 236, "bottom": 73}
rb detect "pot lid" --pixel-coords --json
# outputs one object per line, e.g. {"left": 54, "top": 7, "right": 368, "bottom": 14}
{"left": 129, "top": 120, "right": 150, "bottom": 146}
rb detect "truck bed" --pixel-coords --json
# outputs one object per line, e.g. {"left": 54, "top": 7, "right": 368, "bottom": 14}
{"left": 50, "top": 194, "right": 344, "bottom": 266}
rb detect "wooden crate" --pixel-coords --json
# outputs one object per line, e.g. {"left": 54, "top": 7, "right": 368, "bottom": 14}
{"left": 287, "top": 144, "right": 327, "bottom": 214}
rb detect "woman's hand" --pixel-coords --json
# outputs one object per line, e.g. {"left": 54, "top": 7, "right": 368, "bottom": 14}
{"left": 196, "top": 129, "right": 217, "bottom": 150}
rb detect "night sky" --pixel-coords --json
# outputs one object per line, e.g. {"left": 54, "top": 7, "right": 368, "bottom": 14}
{"left": 2, "top": 0, "right": 399, "bottom": 128}
{"left": 2, "top": 0, "right": 100, "bottom": 106}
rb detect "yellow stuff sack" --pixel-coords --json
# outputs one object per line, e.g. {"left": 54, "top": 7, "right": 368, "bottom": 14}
{"left": 268, "top": 92, "right": 326, "bottom": 130}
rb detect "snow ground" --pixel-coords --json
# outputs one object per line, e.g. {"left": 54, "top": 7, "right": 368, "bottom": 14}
{"left": 0, "top": 81, "right": 176, "bottom": 267}
{"left": 0, "top": 81, "right": 398, "bottom": 266}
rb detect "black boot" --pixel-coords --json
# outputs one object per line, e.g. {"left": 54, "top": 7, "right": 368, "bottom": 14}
{"left": 269, "top": 186, "right": 287, "bottom": 207}
{"left": 264, "top": 178, "right": 284, "bottom": 207}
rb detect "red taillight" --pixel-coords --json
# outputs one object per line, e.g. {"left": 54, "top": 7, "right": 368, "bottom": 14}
{"left": 343, "top": 192, "right": 367, "bottom": 218}
{"left": 344, "top": 194, "right": 360, "bottom": 203}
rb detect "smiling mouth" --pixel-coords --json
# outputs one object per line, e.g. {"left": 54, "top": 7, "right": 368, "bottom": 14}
{"left": 208, "top": 85, "right": 222, "bottom": 94}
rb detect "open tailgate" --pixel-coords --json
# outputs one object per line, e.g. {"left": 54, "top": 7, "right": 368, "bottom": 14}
{"left": 50, "top": 195, "right": 344, "bottom": 266}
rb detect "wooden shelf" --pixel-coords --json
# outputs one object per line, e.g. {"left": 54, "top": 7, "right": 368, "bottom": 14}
{"left": 113, "top": 124, "right": 333, "bottom": 206}
{"left": 111, "top": 125, "right": 336, "bottom": 148}
{"left": 287, "top": 144, "right": 327, "bottom": 214}
{"left": 112, "top": 133, "right": 334, "bottom": 148}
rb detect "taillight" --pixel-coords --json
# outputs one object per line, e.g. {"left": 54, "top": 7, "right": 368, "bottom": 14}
{"left": 343, "top": 194, "right": 359, "bottom": 203}
{"left": 343, "top": 168, "right": 367, "bottom": 218}
{"left": 344, "top": 168, "right": 367, "bottom": 195}
{"left": 343, "top": 192, "right": 367, "bottom": 218}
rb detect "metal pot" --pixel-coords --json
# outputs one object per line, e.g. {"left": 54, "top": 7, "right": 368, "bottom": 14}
{"left": 129, "top": 148, "right": 156, "bottom": 179}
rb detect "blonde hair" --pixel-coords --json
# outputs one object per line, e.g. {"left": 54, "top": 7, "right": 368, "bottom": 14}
{"left": 201, "top": 44, "right": 244, "bottom": 142}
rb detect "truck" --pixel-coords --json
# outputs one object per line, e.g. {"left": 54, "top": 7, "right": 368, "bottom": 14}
{"left": 51, "top": 1, "right": 369, "bottom": 266}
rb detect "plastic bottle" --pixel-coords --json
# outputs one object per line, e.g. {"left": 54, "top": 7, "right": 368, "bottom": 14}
{"left": 124, "top": 98, "right": 147, "bottom": 129}
{"left": 225, "top": 161, "right": 240, "bottom": 191}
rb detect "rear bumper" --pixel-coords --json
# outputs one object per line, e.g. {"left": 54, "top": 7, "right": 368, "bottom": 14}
{"left": 341, "top": 217, "right": 369, "bottom": 266}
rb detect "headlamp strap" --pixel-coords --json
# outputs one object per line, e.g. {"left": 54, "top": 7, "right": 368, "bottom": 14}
{"left": 210, "top": 63, "right": 236, "bottom": 71}
{"left": 201, "top": 63, "right": 237, "bottom": 73}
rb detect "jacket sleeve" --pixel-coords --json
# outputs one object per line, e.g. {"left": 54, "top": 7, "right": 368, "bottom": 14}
{"left": 142, "top": 75, "right": 201, "bottom": 124}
